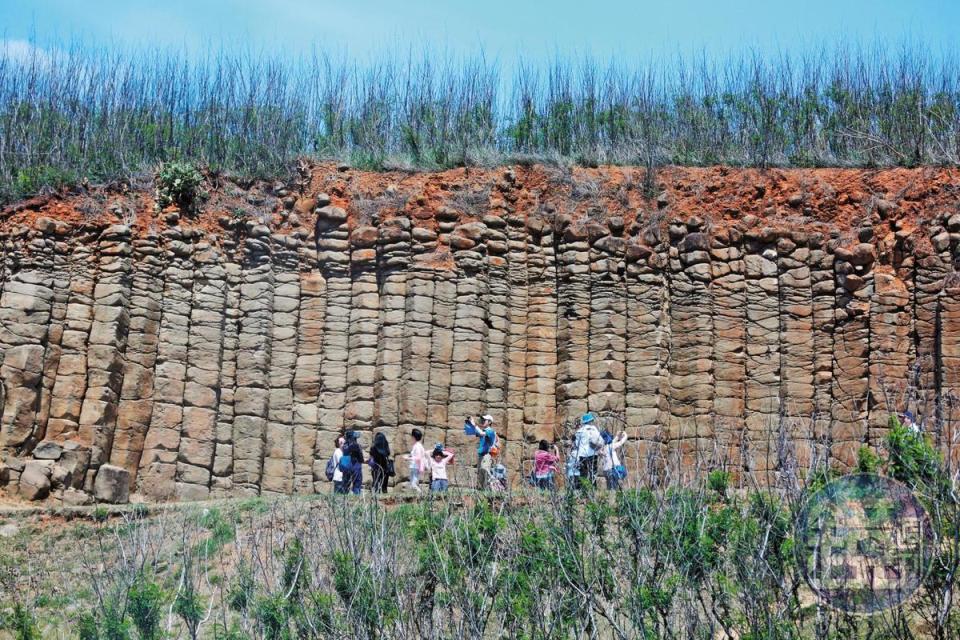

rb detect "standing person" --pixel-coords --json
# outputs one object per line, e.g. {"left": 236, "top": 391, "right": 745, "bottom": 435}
{"left": 341, "top": 431, "right": 364, "bottom": 495}
{"left": 533, "top": 440, "right": 560, "bottom": 490}
{"left": 428, "top": 444, "right": 455, "bottom": 493}
{"left": 903, "top": 410, "right": 922, "bottom": 434}
{"left": 573, "top": 413, "right": 603, "bottom": 489}
{"left": 369, "top": 432, "right": 392, "bottom": 494}
{"left": 600, "top": 431, "right": 629, "bottom": 490}
{"left": 467, "top": 415, "right": 497, "bottom": 491}
{"left": 331, "top": 436, "right": 347, "bottom": 494}
{"left": 402, "top": 429, "right": 427, "bottom": 493}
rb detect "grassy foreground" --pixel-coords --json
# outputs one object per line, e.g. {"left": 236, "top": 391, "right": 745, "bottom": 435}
{"left": 0, "top": 418, "right": 957, "bottom": 640}
{"left": 2, "top": 41, "right": 960, "bottom": 204}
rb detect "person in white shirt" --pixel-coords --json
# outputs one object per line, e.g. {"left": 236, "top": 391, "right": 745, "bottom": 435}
{"left": 573, "top": 413, "right": 603, "bottom": 489}
{"left": 903, "top": 411, "right": 922, "bottom": 434}
{"left": 402, "top": 428, "right": 427, "bottom": 493}
{"left": 601, "top": 431, "right": 628, "bottom": 490}
{"left": 332, "top": 436, "right": 346, "bottom": 494}
{"left": 428, "top": 444, "right": 455, "bottom": 492}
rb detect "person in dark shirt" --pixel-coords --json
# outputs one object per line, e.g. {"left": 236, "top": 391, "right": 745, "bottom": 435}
{"left": 369, "top": 432, "right": 392, "bottom": 494}
{"left": 342, "top": 431, "right": 364, "bottom": 495}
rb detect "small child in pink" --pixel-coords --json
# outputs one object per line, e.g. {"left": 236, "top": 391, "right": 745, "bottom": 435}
{"left": 429, "top": 444, "right": 455, "bottom": 492}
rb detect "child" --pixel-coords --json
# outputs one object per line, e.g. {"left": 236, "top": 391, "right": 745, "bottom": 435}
{"left": 429, "top": 444, "right": 455, "bottom": 493}
{"left": 402, "top": 428, "right": 427, "bottom": 493}
{"left": 533, "top": 440, "right": 560, "bottom": 490}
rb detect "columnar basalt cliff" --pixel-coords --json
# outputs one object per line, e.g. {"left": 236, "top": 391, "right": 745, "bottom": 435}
{"left": 0, "top": 165, "right": 958, "bottom": 503}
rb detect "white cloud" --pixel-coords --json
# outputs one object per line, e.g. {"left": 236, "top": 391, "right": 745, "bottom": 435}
{"left": 0, "top": 39, "right": 53, "bottom": 67}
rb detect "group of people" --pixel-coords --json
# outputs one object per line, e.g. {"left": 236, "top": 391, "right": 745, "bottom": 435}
{"left": 326, "top": 412, "right": 629, "bottom": 495}
{"left": 327, "top": 427, "right": 457, "bottom": 495}
{"left": 532, "top": 413, "right": 629, "bottom": 491}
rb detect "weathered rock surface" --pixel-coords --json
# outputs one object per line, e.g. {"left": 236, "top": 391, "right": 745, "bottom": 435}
{"left": 0, "top": 165, "right": 958, "bottom": 502}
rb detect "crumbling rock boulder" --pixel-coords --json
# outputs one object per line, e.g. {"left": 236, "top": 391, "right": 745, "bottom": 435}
{"left": 93, "top": 465, "right": 131, "bottom": 504}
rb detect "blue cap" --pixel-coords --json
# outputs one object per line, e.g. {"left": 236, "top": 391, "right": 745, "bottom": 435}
{"left": 582, "top": 413, "right": 595, "bottom": 424}
{"left": 904, "top": 411, "right": 915, "bottom": 422}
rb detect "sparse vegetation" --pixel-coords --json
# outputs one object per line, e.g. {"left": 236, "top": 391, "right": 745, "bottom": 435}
{"left": 2, "top": 41, "right": 960, "bottom": 204}
{"left": 0, "top": 412, "right": 957, "bottom": 639}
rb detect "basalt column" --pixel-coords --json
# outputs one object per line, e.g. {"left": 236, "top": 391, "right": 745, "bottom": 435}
{"left": 110, "top": 234, "right": 163, "bottom": 478}
{"left": 556, "top": 219, "right": 590, "bottom": 427}
{"left": 260, "top": 236, "right": 300, "bottom": 495}
{"left": 136, "top": 233, "right": 194, "bottom": 500}
{"left": 743, "top": 229, "right": 781, "bottom": 477}
{"left": 624, "top": 232, "right": 670, "bottom": 479}
{"left": 231, "top": 227, "right": 274, "bottom": 495}
{"left": 374, "top": 218, "right": 411, "bottom": 462}
{"left": 175, "top": 243, "right": 227, "bottom": 500}
{"left": 524, "top": 219, "right": 558, "bottom": 453}
{"left": 668, "top": 219, "right": 715, "bottom": 474}
{"left": 710, "top": 227, "right": 747, "bottom": 472}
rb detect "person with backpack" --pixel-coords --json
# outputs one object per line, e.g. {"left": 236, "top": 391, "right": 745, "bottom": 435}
{"left": 428, "top": 444, "right": 455, "bottom": 493}
{"left": 466, "top": 415, "right": 498, "bottom": 491}
{"left": 339, "top": 431, "right": 364, "bottom": 495}
{"left": 573, "top": 413, "right": 603, "bottom": 490}
{"left": 402, "top": 428, "right": 427, "bottom": 493}
{"left": 600, "top": 430, "right": 629, "bottom": 490}
{"left": 369, "top": 432, "right": 393, "bottom": 494}
{"left": 328, "top": 436, "right": 346, "bottom": 494}
{"left": 533, "top": 440, "right": 560, "bottom": 490}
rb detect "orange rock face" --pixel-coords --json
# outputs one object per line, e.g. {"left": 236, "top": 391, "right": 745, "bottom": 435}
{"left": 0, "top": 163, "right": 958, "bottom": 502}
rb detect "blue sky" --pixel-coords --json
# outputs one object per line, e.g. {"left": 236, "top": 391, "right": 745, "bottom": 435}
{"left": 2, "top": 0, "right": 958, "bottom": 66}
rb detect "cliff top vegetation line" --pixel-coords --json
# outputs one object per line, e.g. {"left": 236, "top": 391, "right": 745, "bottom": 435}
{"left": 2, "top": 41, "right": 960, "bottom": 205}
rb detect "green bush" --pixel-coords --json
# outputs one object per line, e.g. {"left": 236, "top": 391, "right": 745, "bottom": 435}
{"left": 886, "top": 414, "right": 944, "bottom": 490}
{"left": 127, "top": 575, "right": 165, "bottom": 640}
{"left": 1, "top": 602, "right": 41, "bottom": 640}
{"left": 155, "top": 161, "right": 205, "bottom": 213}
{"left": 856, "top": 445, "right": 882, "bottom": 474}
{"left": 75, "top": 612, "right": 98, "bottom": 640}
{"left": 708, "top": 469, "right": 731, "bottom": 496}
{"left": 173, "top": 564, "right": 206, "bottom": 640}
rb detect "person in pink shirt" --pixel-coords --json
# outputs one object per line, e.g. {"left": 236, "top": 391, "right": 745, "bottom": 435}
{"left": 533, "top": 440, "right": 560, "bottom": 490}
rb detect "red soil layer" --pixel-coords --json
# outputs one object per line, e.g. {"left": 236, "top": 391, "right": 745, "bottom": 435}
{"left": 3, "top": 164, "right": 958, "bottom": 249}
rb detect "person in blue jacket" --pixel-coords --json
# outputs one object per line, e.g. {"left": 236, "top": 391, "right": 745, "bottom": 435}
{"left": 466, "top": 414, "right": 497, "bottom": 490}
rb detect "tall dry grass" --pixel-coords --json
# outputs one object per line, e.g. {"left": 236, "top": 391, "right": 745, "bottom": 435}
{"left": 1, "top": 42, "right": 959, "bottom": 204}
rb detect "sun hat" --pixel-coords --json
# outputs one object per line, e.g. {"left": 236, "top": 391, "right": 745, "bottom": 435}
{"left": 481, "top": 414, "right": 494, "bottom": 422}
{"left": 582, "top": 413, "right": 595, "bottom": 424}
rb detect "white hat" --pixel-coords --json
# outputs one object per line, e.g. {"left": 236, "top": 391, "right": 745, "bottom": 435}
{"left": 481, "top": 414, "right": 494, "bottom": 422}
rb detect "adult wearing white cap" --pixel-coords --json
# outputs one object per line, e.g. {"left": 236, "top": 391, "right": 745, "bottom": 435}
{"left": 465, "top": 414, "right": 498, "bottom": 490}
